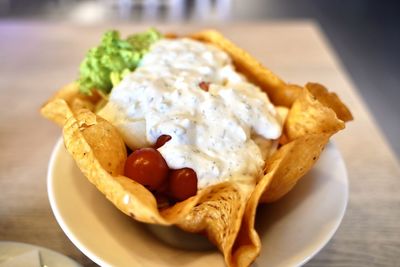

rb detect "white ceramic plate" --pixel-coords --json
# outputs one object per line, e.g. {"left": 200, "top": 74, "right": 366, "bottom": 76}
{"left": 47, "top": 138, "right": 348, "bottom": 267}
{"left": 0, "top": 241, "right": 82, "bottom": 267}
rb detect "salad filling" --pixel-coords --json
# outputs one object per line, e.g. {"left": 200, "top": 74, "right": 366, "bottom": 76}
{"left": 99, "top": 38, "right": 283, "bottom": 189}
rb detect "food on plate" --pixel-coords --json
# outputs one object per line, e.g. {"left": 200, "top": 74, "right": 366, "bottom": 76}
{"left": 41, "top": 28, "right": 352, "bottom": 267}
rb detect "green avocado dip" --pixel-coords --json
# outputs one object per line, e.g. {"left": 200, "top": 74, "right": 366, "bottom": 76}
{"left": 78, "top": 28, "right": 162, "bottom": 95}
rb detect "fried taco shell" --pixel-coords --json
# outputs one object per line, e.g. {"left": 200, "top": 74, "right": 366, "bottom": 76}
{"left": 41, "top": 30, "right": 351, "bottom": 267}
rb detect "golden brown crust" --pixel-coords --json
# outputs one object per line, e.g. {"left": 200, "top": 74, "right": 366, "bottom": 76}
{"left": 306, "top": 82, "right": 353, "bottom": 122}
{"left": 40, "top": 83, "right": 100, "bottom": 126}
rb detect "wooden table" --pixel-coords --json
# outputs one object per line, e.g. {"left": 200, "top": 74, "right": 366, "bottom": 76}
{"left": 1, "top": 21, "right": 399, "bottom": 267}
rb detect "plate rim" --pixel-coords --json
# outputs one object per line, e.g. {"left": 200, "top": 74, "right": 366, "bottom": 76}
{"left": 296, "top": 141, "right": 349, "bottom": 266}
{"left": 47, "top": 138, "right": 110, "bottom": 267}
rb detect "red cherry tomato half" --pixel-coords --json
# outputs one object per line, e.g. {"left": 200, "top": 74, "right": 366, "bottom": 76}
{"left": 199, "top": 81, "right": 210, "bottom": 91}
{"left": 168, "top": 168, "right": 198, "bottom": 201}
{"left": 124, "top": 148, "right": 169, "bottom": 191}
{"left": 154, "top": 135, "right": 172, "bottom": 149}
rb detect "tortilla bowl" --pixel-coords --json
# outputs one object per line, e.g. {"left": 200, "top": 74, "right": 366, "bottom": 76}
{"left": 41, "top": 30, "right": 351, "bottom": 267}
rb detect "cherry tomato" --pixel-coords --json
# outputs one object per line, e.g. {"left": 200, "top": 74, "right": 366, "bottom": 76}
{"left": 199, "top": 81, "right": 210, "bottom": 91}
{"left": 154, "top": 135, "right": 172, "bottom": 149}
{"left": 124, "top": 148, "right": 169, "bottom": 191}
{"left": 168, "top": 168, "right": 198, "bottom": 201}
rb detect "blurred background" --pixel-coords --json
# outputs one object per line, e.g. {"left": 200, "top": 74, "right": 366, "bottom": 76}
{"left": 1, "top": 0, "right": 399, "bottom": 158}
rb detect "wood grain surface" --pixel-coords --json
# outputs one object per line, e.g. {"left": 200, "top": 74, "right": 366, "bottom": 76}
{"left": 0, "top": 21, "right": 399, "bottom": 267}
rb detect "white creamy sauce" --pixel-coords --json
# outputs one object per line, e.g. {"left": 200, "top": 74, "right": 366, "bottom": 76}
{"left": 99, "top": 38, "right": 282, "bottom": 189}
